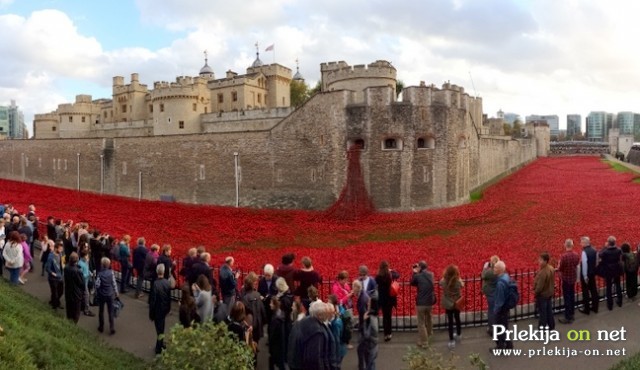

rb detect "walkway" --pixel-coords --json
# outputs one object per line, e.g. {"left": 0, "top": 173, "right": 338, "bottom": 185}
{"left": 19, "top": 270, "right": 639, "bottom": 370}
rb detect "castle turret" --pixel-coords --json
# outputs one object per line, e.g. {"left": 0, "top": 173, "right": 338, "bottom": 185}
{"left": 199, "top": 50, "right": 214, "bottom": 80}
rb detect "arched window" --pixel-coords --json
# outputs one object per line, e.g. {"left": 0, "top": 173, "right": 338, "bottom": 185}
{"left": 458, "top": 137, "right": 467, "bottom": 149}
{"left": 417, "top": 136, "right": 435, "bottom": 149}
{"left": 382, "top": 138, "right": 402, "bottom": 150}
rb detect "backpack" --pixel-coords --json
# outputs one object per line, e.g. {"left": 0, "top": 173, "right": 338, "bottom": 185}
{"left": 389, "top": 281, "right": 400, "bottom": 297}
{"left": 505, "top": 279, "right": 519, "bottom": 310}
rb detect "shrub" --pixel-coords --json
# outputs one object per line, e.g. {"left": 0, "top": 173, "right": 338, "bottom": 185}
{"left": 153, "top": 321, "right": 254, "bottom": 370}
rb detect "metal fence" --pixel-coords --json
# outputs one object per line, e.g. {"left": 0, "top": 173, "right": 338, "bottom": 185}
{"left": 111, "top": 257, "right": 627, "bottom": 332}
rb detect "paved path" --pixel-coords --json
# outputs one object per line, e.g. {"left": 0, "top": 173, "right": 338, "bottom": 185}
{"left": 18, "top": 269, "right": 640, "bottom": 370}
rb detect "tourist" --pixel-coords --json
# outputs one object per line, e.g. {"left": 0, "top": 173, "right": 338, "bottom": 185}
{"left": 492, "top": 261, "right": 513, "bottom": 350}
{"left": 157, "top": 244, "right": 176, "bottom": 287}
{"left": 132, "top": 237, "right": 148, "bottom": 298}
{"left": 193, "top": 274, "right": 214, "bottom": 322}
{"left": 118, "top": 235, "right": 132, "bottom": 294}
{"left": 621, "top": 243, "right": 638, "bottom": 300}
{"left": 150, "top": 263, "right": 172, "bottom": 354}
{"left": 357, "top": 302, "right": 378, "bottom": 370}
{"left": 189, "top": 252, "right": 217, "bottom": 296}
{"left": 179, "top": 285, "right": 200, "bottom": 328}
{"left": 19, "top": 233, "right": 32, "bottom": 284}
{"left": 64, "top": 252, "right": 85, "bottom": 323}
{"left": 292, "top": 299, "right": 306, "bottom": 322}
{"left": 46, "top": 240, "right": 64, "bottom": 308}
{"left": 179, "top": 247, "right": 198, "bottom": 281}
{"left": 78, "top": 249, "right": 95, "bottom": 316}
{"left": 299, "top": 301, "right": 336, "bottom": 370}
{"left": 579, "top": 236, "right": 599, "bottom": 314}
{"left": 0, "top": 219, "right": 6, "bottom": 277}
{"left": 481, "top": 256, "right": 499, "bottom": 334}
{"left": 331, "top": 270, "right": 353, "bottom": 309}
{"left": 268, "top": 297, "right": 286, "bottom": 370}
{"left": 89, "top": 231, "right": 109, "bottom": 273}
{"left": 353, "top": 279, "right": 370, "bottom": 330}
{"left": 276, "top": 253, "right": 296, "bottom": 292}
{"left": 327, "top": 294, "right": 347, "bottom": 364}
{"left": 219, "top": 256, "right": 240, "bottom": 306}
{"left": 226, "top": 301, "right": 254, "bottom": 350}
{"left": 3, "top": 231, "right": 24, "bottom": 285}
{"left": 375, "top": 260, "right": 400, "bottom": 342}
{"left": 293, "top": 256, "right": 322, "bottom": 313}
{"left": 275, "top": 277, "right": 294, "bottom": 352}
{"left": 144, "top": 244, "right": 160, "bottom": 287}
{"left": 534, "top": 252, "right": 555, "bottom": 330}
{"left": 258, "top": 263, "right": 279, "bottom": 323}
{"left": 40, "top": 235, "right": 54, "bottom": 277}
{"left": 46, "top": 216, "right": 57, "bottom": 242}
{"left": 440, "top": 264, "right": 463, "bottom": 349}
{"left": 241, "top": 272, "right": 267, "bottom": 348}
{"left": 598, "top": 236, "right": 623, "bottom": 310}
{"left": 61, "top": 227, "right": 74, "bottom": 260}
{"left": 307, "top": 285, "right": 320, "bottom": 309}
{"left": 411, "top": 260, "right": 435, "bottom": 348}
{"left": 557, "top": 239, "right": 580, "bottom": 324}
{"left": 95, "top": 257, "right": 118, "bottom": 335}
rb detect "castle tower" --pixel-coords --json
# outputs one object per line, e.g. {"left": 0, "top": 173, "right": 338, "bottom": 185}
{"left": 251, "top": 42, "right": 263, "bottom": 68}
{"left": 199, "top": 50, "right": 215, "bottom": 80}
{"left": 293, "top": 58, "right": 304, "bottom": 81}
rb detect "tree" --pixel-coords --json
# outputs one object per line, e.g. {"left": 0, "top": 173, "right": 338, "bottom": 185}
{"left": 154, "top": 322, "right": 254, "bottom": 369}
{"left": 503, "top": 123, "right": 512, "bottom": 136}
{"left": 290, "top": 80, "right": 310, "bottom": 108}
{"left": 309, "top": 80, "right": 322, "bottom": 95}
{"left": 512, "top": 119, "right": 523, "bottom": 138}
{"left": 396, "top": 79, "right": 405, "bottom": 98}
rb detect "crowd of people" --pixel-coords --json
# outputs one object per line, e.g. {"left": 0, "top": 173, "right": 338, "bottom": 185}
{"left": 2, "top": 202, "right": 640, "bottom": 368}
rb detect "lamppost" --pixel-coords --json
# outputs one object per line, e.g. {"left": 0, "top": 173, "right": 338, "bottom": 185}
{"left": 234, "top": 152, "right": 239, "bottom": 207}
{"left": 99, "top": 154, "right": 104, "bottom": 194}
{"left": 21, "top": 152, "right": 25, "bottom": 182}
{"left": 138, "top": 171, "right": 142, "bottom": 201}
{"left": 76, "top": 153, "right": 80, "bottom": 191}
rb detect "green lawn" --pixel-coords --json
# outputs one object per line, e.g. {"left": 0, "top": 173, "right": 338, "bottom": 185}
{"left": 611, "top": 353, "right": 640, "bottom": 370}
{"left": 0, "top": 280, "right": 146, "bottom": 370}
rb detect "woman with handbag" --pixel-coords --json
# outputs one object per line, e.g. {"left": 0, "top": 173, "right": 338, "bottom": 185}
{"left": 440, "top": 264, "right": 464, "bottom": 350}
{"left": 375, "top": 261, "right": 400, "bottom": 342}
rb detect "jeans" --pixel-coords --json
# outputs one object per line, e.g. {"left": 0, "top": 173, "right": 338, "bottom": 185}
{"left": 445, "top": 309, "right": 461, "bottom": 341}
{"left": 486, "top": 295, "right": 496, "bottom": 331}
{"left": 536, "top": 296, "right": 555, "bottom": 330}
{"left": 381, "top": 304, "right": 393, "bottom": 336}
{"left": 605, "top": 275, "right": 622, "bottom": 310}
{"left": 626, "top": 271, "right": 638, "bottom": 299}
{"left": 98, "top": 295, "right": 115, "bottom": 331}
{"left": 120, "top": 262, "right": 131, "bottom": 293}
{"left": 580, "top": 274, "right": 599, "bottom": 313}
{"left": 562, "top": 280, "right": 576, "bottom": 320}
{"left": 135, "top": 267, "right": 145, "bottom": 296}
{"left": 155, "top": 316, "right": 167, "bottom": 354}
{"left": 494, "top": 308, "right": 512, "bottom": 349}
{"left": 8, "top": 267, "right": 21, "bottom": 285}
{"left": 416, "top": 305, "right": 432, "bottom": 346}
{"left": 48, "top": 279, "right": 64, "bottom": 308}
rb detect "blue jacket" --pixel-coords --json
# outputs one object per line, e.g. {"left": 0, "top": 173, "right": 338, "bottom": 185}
{"left": 45, "top": 253, "right": 63, "bottom": 281}
{"left": 96, "top": 268, "right": 118, "bottom": 298}
{"left": 132, "top": 244, "right": 148, "bottom": 271}
{"left": 493, "top": 273, "right": 510, "bottom": 314}
{"left": 219, "top": 264, "right": 237, "bottom": 297}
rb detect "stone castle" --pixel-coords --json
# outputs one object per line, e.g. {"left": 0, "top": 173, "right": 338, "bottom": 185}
{"left": 0, "top": 55, "right": 550, "bottom": 211}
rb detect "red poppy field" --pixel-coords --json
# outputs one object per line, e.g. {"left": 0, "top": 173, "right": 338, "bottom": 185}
{"left": 1, "top": 156, "right": 639, "bottom": 284}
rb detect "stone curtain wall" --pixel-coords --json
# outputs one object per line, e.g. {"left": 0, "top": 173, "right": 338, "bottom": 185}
{"left": 0, "top": 88, "right": 543, "bottom": 211}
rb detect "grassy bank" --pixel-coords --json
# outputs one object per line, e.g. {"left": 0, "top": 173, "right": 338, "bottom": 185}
{"left": 0, "top": 280, "right": 146, "bottom": 370}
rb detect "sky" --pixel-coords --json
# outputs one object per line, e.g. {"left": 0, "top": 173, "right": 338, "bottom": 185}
{"left": 2, "top": 0, "right": 640, "bottom": 136}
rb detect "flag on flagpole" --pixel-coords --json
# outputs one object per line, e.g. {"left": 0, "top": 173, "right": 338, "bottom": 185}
{"left": 265, "top": 44, "right": 274, "bottom": 52}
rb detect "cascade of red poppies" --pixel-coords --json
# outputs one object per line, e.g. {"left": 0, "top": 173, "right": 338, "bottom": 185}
{"left": 324, "top": 147, "right": 375, "bottom": 221}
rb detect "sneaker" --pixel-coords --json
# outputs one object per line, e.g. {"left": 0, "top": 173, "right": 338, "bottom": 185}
{"left": 448, "top": 340, "right": 456, "bottom": 350}
{"left": 109, "top": 329, "right": 116, "bottom": 335}
{"left": 454, "top": 333, "right": 461, "bottom": 343}
{"left": 84, "top": 311, "right": 96, "bottom": 317}
{"left": 18, "top": 278, "right": 25, "bottom": 285}
{"left": 558, "top": 318, "right": 572, "bottom": 324}
{"left": 98, "top": 326, "right": 104, "bottom": 333}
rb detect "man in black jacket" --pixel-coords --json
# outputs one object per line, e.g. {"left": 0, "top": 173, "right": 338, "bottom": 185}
{"left": 132, "top": 237, "right": 148, "bottom": 298}
{"left": 150, "top": 263, "right": 172, "bottom": 354}
{"left": 580, "top": 236, "right": 599, "bottom": 314}
{"left": 598, "top": 236, "right": 623, "bottom": 310}
{"left": 64, "top": 253, "right": 85, "bottom": 323}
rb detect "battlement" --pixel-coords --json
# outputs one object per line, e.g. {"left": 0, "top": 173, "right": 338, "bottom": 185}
{"left": 112, "top": 73, "right": 149, "bottom": 95}
{"left": 401, "top": 82, "right": 478, "bottom": 110}
{"left": 246, "top": 63, "right": 292, "bottom": 78}
{"left": 321, "top": 60, "right": 397, "bottom": 93}
{"left": 34, "top": 112, "right": 58, "bottom": 121}
{"left": 75, "top": 94, "right": 93, "bottom": 104}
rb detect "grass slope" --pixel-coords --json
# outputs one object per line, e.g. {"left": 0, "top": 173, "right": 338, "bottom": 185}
{"left": 0, "top": 280, "right": 146, "bottom": 370}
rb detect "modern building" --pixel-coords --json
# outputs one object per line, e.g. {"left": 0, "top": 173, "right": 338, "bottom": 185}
{"left": 566, "top": 114, "right": 582, "bottom": 138}
{"left": 617, "top": 112, "right": 635, "bottom": 135}
{"left": 586, "top": 111, "right": 608, "bottom": 142}
{"left": 0, "top": 101, "right": 27, "bottom": 139}
{"left": 526, "top": 115, "right": 559, "bottom": 137}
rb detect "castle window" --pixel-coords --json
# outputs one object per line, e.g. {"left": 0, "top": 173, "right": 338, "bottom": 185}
{"left": 232, "top": 92, "right": 238, "bottom": 102}
{"left": 52, "top": 126, "right": 56, "bottom": 131}
{"left": 149, "top": 104, "right": 153, "bottom": 113}
{"left": 192, "top": 103, "right": 197, "bottom": 112}
{"left": 110, "top": 110, "right": 113, "bottom": 118}
{"left": 68, "top": 116, "right": 73, "bottom": 122}
{"left": 104, "top": 111, "right": 107, "bottom": 118}
{"left": 179, "top": 121, "right": 184, "bottom": 129}
{"left": 122, "top": 104, "right": 127, "bottom": 113}
{"left": 349, "top": 138, "right": 365, "bottom": 150}
{"left": 218, "top": 93, "right": 224, "bottom": 103}
{"left": 458, "top": 137, "right": 467, "bottom": 149}
{"left": 417, "top": 137, "right": 435, "bottom": 149}
{"left": 383, "top": 138, "right": 402, "bottom": 150}
{"left": 81, "top": 116, "right": 86, "bottom": 123}
{"left": 257, "top": 94, "right": 262, "bottom": 104}
{"left": 160, "top": 104, "right": 165, "bottom": 112}
{"left": 204, "top": 107, "right": 208, "bottom": 114}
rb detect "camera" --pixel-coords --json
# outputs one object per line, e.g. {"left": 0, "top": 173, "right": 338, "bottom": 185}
{"left": 412, "top": 263, "right": 419, "bottom": 269}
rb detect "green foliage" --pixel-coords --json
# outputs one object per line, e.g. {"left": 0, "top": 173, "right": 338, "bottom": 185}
{"left": 396, "top": 79, "right": 405, "bottom": 97}
{"left": 502, "top": 123, "right": 512, "bottom": 136}
{"left": 610, "top": 351, "right": 640, "bottom": 370}
{"left": 309, "top": 80, "right": 322, "bottom": 95}
{"left": 290, "top": 79, "right": 310, "bottom": 108}
{"left": 404, "top": 346, "right": 489, "bottom": 370}
{"left": 0, "top": 280, "right": 144, "bottom": 370}
{"left": 470, "top": 190, "right": 484, "bottom": 202}
{"left": 403, "top": 346, "right": 457, "bottom": 370}
{"left": 153, "top": 321, "right": 254, "bottom": 370}
{"left": 512, "top": 120, "right": 523, "bottom": 138}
